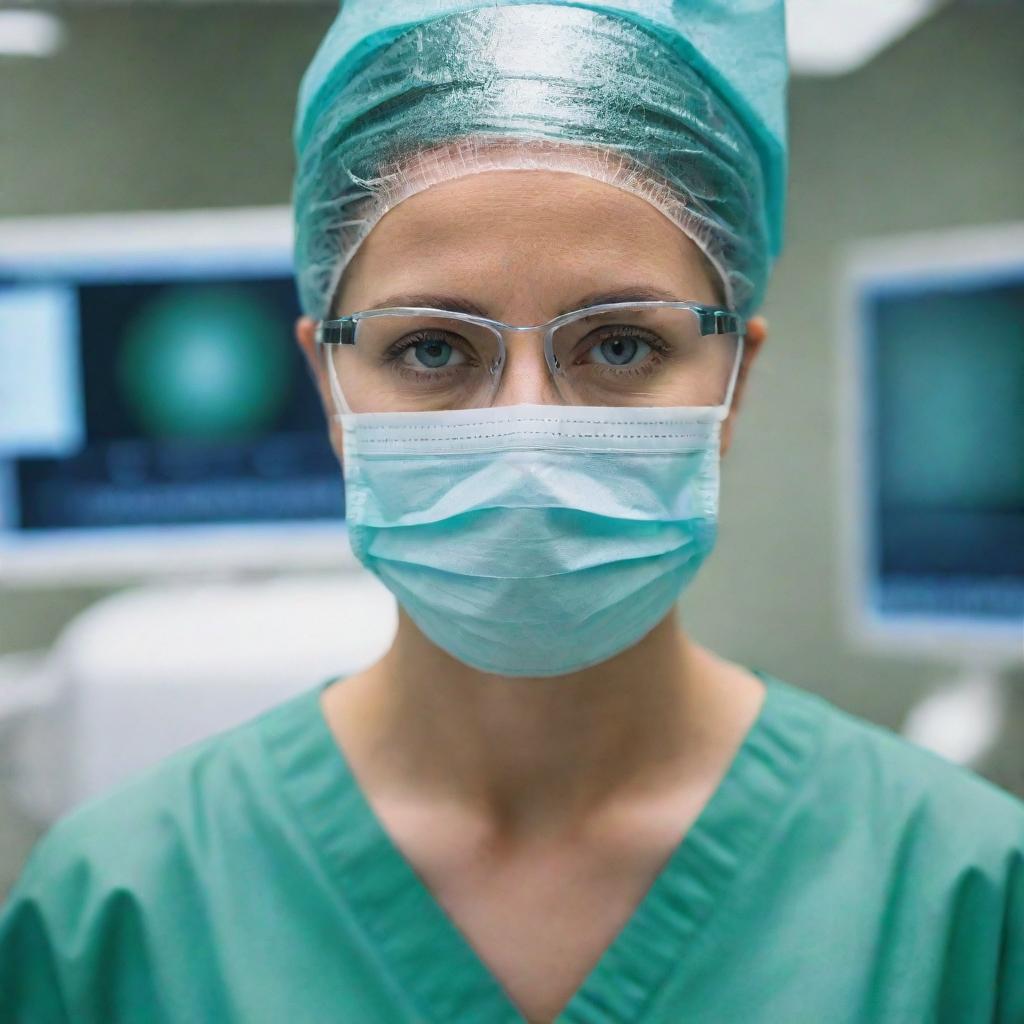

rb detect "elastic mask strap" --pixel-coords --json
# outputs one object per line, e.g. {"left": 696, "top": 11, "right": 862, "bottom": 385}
{"left": 721, "top": 334, "right": 745, "bottom": 414}
{"left": 325, "top": 350, "right": 353, "bottom": 415}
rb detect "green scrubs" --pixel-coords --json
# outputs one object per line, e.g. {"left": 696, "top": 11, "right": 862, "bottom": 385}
{"left": 2, "top": 671, "right": 1022, "bottom": 1023}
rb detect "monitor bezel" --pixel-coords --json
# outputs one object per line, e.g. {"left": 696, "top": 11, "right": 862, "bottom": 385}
{"left": 838, "top": 220, "right": 1024, "bottom": 661}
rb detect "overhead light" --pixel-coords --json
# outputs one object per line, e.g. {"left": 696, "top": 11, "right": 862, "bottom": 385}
{"left": 0, "top": 10, "right": 65, "bottom": 58}
{"left": 787, "top": 0, "right": 944, "bottom": 76}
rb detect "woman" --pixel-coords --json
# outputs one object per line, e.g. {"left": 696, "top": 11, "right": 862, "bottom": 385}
{"left": 2, "top": 2, "right": 1022, "bottom": 1022}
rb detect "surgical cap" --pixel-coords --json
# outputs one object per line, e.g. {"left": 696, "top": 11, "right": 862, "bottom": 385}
{"left": 292, "top": 0, "right": 788, "bottom": 320}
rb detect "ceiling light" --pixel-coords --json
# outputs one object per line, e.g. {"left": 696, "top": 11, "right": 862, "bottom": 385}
{"left": 0, "top": 10, "right": 65, "bottom": 58}
{"left": 787, "top": 0, "right": 944, "bottom": 76}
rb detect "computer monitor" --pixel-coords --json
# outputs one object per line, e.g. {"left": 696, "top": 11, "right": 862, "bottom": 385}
{"left": 0, "top": 207, "right": 353, "bottom": 583}
{"left": 840, "top": 221, "right": 1024, "bottom": 659}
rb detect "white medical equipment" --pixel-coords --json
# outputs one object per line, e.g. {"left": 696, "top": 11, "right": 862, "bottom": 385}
{"left": 0, "top": 573, "right": 397, "bottom": 824}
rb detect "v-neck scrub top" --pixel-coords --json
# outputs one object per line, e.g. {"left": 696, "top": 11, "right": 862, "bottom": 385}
{"left": 1, "top": 671, "right": 1022, "bottom": 1023}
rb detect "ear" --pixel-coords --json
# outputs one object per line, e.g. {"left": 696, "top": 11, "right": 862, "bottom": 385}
{"left": 295, "top": 315, "right": 345, "bottom": 463}
{"left": 720, "top": 315, "right": 767, "bottom": 457}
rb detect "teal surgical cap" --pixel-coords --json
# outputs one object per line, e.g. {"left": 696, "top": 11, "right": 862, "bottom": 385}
{"left": 292, "top": 1, "right": 789, "bottom": 320}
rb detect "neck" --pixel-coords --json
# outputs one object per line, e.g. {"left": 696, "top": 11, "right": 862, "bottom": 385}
{"left": 323, "top": 607, "right": 764, "bottom": 841}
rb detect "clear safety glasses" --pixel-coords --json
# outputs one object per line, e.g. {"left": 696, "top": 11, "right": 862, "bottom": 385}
{"left": 315, "top": 301, "right": 745, "bottom": 414}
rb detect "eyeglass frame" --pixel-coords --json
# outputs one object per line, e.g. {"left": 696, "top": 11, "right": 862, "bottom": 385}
{"left": 314, "top": 300, "right": 747, "bottom": 412}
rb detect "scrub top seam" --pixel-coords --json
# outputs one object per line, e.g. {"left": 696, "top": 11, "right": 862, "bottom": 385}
{"left": 634, "top": 676, "right": 831, "bottom": 1021}
{"left": 555, "top": 671, "right": 824, "bottom": 1024}
{"left": 255, "top": 681, "right": 441, "bottom": 1024}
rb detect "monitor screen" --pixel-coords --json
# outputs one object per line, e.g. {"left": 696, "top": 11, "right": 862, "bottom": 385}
{"left": 0, "top": 210, "right": 348, "bottom": 581}
{"left": 856, "top": 254, "right": 1024, "bottom": 639}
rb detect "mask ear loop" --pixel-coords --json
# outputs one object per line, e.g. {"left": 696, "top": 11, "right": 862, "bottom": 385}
{"left": 716, "top": 331, "right": 746, "bottom": 422}
{"left": 321, "top": 334, "right": 355, "bottom": 416}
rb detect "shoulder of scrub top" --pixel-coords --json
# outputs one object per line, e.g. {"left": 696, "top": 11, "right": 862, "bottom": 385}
{"left": 774, "top": 675, "right": 1024, "bottom": 876}
{"left": 2, "top": 684, "right": 313, "bottom": 915}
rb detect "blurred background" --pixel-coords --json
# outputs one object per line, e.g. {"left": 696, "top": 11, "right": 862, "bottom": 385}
{"left": 1, "top": 0, "right": 1022, "bottom": 897}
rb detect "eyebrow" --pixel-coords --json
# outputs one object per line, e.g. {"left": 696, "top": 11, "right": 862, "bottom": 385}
{"left": 363, "top": 285, "right": 685, "bottom": 319}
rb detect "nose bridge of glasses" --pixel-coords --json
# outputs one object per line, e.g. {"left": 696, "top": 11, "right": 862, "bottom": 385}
{"left": 492, "top": 320, "right": 561, "bottom": 375}
{"left": 498, "top": 322, "right": 554, "bottom": 338}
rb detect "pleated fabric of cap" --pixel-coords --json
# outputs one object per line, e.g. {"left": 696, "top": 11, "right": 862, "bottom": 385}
{"left": 291, "top": 1, "right": 788, "bottom": 321}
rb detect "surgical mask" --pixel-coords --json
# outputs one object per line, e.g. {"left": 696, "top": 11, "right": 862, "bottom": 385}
{"left": 338, "top": 402, "right": 723, "bottom": 677}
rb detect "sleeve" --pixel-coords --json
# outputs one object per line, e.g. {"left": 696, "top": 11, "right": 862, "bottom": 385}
{"left": 996, "top": 845, "right": 1024, "bottom": 1024}
{"left": 0, "top": 819, "right": 160, "bottom": 1024}
{"left": 0, "top": 808, "right": 194, "bottom": 1024}
{"left": 0, "top": 840, "right": 73, "bottom": 1024}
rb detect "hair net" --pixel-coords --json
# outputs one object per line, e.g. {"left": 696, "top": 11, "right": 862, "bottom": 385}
{"left": 292, "top": 1, "right": 788, "bottom": 320}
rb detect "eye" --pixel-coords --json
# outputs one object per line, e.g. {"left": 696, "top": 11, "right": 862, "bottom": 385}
{"left": 399, "top": 334, "right": 468, "bottom": 370}
{"left": 583, "top": 331, "right": 653, "bottom": 367}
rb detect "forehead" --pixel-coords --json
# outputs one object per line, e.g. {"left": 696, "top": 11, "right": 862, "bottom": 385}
{"left": 335, "top": 170, "right": 723, "bottom": 316}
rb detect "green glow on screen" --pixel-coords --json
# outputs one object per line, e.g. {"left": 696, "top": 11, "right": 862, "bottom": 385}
{"left": 117, "top": 286, "right": 292, "bottom": 440}
{"left": 877, "top": 288, "right": 1024, "bottom": 509}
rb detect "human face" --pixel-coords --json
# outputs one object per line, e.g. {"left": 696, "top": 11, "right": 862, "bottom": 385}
{"left": 295, "top": 170, "right": 767, "bottom": 456}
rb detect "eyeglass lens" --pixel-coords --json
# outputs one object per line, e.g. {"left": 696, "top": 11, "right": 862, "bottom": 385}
{"left": 325, "top": 306, "right": 740, "bottom": 412}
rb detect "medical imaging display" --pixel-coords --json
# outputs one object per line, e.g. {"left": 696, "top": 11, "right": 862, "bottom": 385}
{"left": 2, "top": 275, "right": 343, "bottom": 531}
{"left": 866, "top": 273, "right": 1024, "bottom": 621}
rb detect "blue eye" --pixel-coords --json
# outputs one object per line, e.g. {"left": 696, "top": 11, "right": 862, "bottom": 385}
{"left": 589, "top": 334, "right": 652, "bottom": 366}
{"left": 416, "top": 339, "right": 451, "bottom": 367}
{"left": 399, "top": 336, "right": 467, "bottom": 370}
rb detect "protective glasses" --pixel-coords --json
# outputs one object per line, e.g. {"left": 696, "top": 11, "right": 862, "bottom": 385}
{"left": 315, "top": 300, "right": 745, "bottom": 413}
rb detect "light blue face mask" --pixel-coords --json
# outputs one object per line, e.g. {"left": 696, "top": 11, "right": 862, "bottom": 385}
{"left": 339, "top": 403, "right": 724, "bottom": 677}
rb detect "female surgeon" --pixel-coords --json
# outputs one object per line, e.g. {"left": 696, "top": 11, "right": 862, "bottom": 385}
{"left": 1, "top": 2, "right": 1022, "bottom": 1022}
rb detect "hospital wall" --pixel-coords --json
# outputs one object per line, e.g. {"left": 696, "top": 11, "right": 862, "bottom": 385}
{"left": 1, "top": 1, "right": 1022, "bottom": 891}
